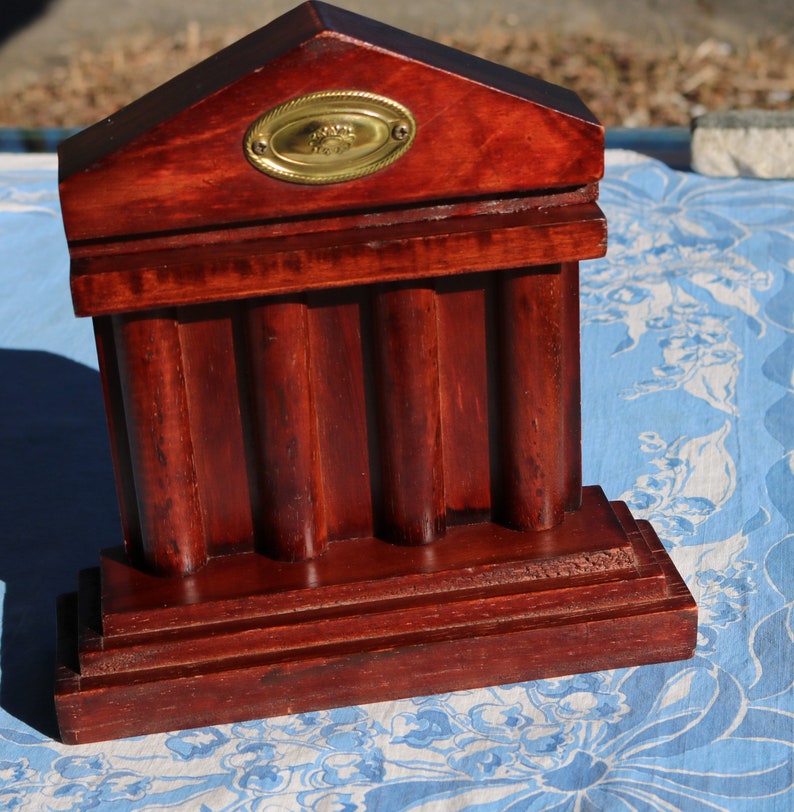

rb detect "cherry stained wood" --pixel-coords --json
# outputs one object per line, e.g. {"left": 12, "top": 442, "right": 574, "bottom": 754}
{"left": 561, "top": 261, "right": 584, "bottom": 511}
{"left": 69, "top": 201, "right": 607, "bottom": 317}
{"left": 436, "top": 273, "right": 494, "bottom": 522}
{"left": 58, "top": 2, "right": 602, "bottom": 245}
{"left": 307, "top": 288, "right": 375, "bottom": 541}
{"left": 55, "top": 489, "right": 697, "bottom": 744}
{"left": 66, "top": 186, "right": 599, "bottom": 263}
{"left": 244, "top": 296, "right": 328, "bottom": 561}
{"left": 55, "top": 1, "right": 696, "bottom": 744}
{"left": 84, "top": 275, "right": 587, "bottom": 580}
{"left": 92, "top": 317, "right": 143, "bottom": 567}
{"left": 58, "top": 600, "right": 696, "bottom": 745}
{"left": 94, "top": 486, "right": 635, "bottom": 634}
{"left": 498, "top": 266, "right": 566, "bottom": 531}
{"left": 372, "top": 283, "right": 445, "bottom": 545}
{"left": 112, "top": 311, "right": 208, "bottom": 576}
{"left": 179, "top": 304, "right": 256, "bottom": 555}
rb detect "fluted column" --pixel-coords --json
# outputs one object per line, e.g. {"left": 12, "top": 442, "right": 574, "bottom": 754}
{"left": 372, "top": 282, "right": 445, "bottom": 545}
{"left": 497, "top": 266, "right": 565, "bottom": 531}
{"left": 245, "top": 296, "right": 327, "bottom": 562}
{"left": 561, "top": 260, "right": 583, "bottom": 511}
{"left": 113, "top": 310, "right": 207, "bottom": 576}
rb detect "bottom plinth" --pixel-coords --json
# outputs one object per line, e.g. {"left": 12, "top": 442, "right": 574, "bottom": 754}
{"left": 55, "top": 487, "right": 697, "bottom": 744}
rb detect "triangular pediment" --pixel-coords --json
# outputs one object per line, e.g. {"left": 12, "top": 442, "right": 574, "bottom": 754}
{"left": 59, "top": 1, "right": 603, "bottom": 244}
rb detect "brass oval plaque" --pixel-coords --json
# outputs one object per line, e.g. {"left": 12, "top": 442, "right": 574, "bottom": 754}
{"left": 244, "top": 90, "right": 416, "bottom": 185}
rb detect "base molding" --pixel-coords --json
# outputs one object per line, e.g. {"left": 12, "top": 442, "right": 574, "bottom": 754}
{"left": 55, "top": 487, "right": 697, "bottom": 744}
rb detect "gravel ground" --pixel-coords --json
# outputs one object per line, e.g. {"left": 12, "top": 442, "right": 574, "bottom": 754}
{"left": 0, "top": 4, "right": 791, "bottom": 128}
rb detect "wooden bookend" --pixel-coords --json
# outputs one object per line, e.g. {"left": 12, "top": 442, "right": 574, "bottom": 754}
{"left": 55, "top": 1, "right": 697, "bottom": 744}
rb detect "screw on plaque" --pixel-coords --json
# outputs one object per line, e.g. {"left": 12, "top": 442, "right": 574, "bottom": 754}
{"left": 392, "top": 121, "right": 411, "bottom": 141}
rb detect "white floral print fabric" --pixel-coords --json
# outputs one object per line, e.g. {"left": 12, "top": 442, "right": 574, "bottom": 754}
{"left": 0, "top": 151, "right": 792, "bottom": 811}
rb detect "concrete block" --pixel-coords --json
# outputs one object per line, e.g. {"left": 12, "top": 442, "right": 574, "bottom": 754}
{"left": 691, "top": 110, "right": 794, "bottom": 178}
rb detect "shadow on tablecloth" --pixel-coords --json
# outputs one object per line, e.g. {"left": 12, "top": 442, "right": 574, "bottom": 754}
{"left": 0, "top": 349, "right": 119, "bottom": 739}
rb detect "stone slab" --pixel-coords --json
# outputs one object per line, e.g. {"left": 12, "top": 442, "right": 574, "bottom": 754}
{"left": 692, "top": 110, "right": 794, "bottom": 179}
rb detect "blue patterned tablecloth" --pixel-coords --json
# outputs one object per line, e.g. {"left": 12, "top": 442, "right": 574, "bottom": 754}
{"left": 0, "top": 151, "right": 792, "bottom": 810}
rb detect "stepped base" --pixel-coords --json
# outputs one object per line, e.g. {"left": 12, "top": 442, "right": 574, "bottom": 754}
{"left": 55, "top": 487, "right": 697, "bottom": 744}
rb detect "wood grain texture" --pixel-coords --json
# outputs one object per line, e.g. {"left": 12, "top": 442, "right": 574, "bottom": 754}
{"left": 372, "top": 283, "right": 445, "bottom": 545}
{"left": 307, "top": 288, "right": 375, "bottom": 541}
{"left": 55, "top": 489, "right": 697, "bottom": 744}
{"left": 69, "top": 202, "right": 607, "bottom": 317}
{"left": 58, "top": 2, "right": 602, "bottom": 245}
{"left": 498, "top": 266, "right": 566, "bottom": 530}
{"left": 89, "top": 270, "right": 585, "bottom": 578}
{"left": 245, "top": 296, "right": 328, "bottom": 561}
{"left": 436, "top": 274, "right": 494, "bottom": 522}
{"left": 93, "top": 486, "right": 635, "bottom": 635}
{"left": 58, "top": 602, "right": 697, "bottom": 745}
{"left": 92, "top": 317, "right": 143, "bottom": 566}
{"left": 55, "top": 1, "right": 696, "bottom": 745}
{"left": 179, "top": 304, "right": 256, "bottom": 555}
{"left": 561, "top": 260, "right": 584, "bottom": 511}
{"left": 112, "top": 311, "right": 207, "bottom": 576}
